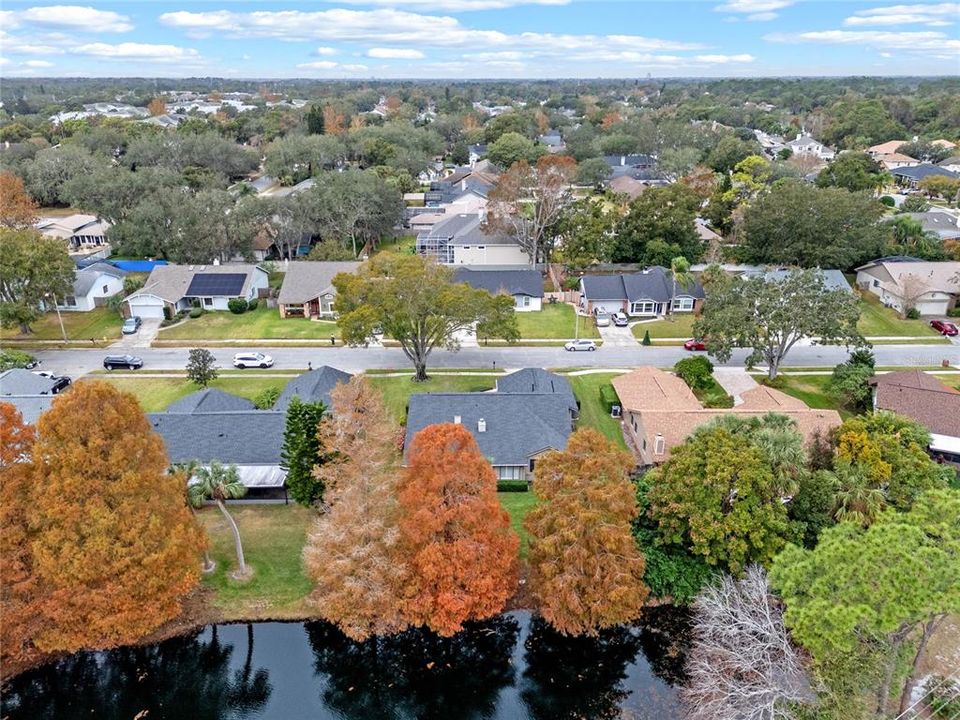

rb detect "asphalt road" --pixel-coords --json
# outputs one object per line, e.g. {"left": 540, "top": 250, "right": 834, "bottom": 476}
{"left": 34, "top": 342, "right": 960, "bottom": 378}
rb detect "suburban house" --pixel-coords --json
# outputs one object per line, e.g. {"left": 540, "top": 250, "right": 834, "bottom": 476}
{"left": 784, "top": 133, "right": 835, "bottom": 160}
{"left": 939, "top": 156, "right": 960, "bottom": 173}
{"left": 36, "top": 214, "right": 112, "bottom": 259}
{"left": 578, "top": 266, "right": 706, "bottom": 317}
{"left": 277, "top": 261, "right": 361, "bottom": 319}
{"left": 416, "top": 213, "right": 530, "bottom": 266}
{"left": 495, "top": 367, "right": 579, "bottom": 417}
{"left": 124, "top": 263, "right": 269, "bottom": 319}
{"left": 869, "top": 370, "right": 960, "bottom": 466}
{"left": 454, "top": 267, "right": 544, "bottom": 311}
{"left": 0, "top": 369, "right": 60, "bottom": 424}
{"left": 468, "top": 144, "right": 488, "bottom": 164}
{"left": 54, "top": 262, "right": 127, "bottom": 312}
{"left": 904, "top": 211, "right": 960, "bottom": 242}
{"left": 407, "top": 183, "right": 489, "bottom": 231}
{"left": 611, "top": 367, "right": 842, "bottom": 467}
{"left": 607, "top": 176, "right": 647, "bottom": 200}
{"left": 890, "top": 164, "right": 959, "bottom": 189}
{"left": 867, "top": 140, "right": 910, "bottom": 157}
{"left": 148, "top": 367, "right": 351, "bottom": 492}
{"left": 538, "top": 132, "right": 565, "bottom": 154}
{"left": 403, "top": 368, "right": 575, "bottom": 482}
{"left": 876, "top": 152, "right": 920, "bottom": 170}
{"left": 855, "top": 258, "right": 960, "bottom": 316}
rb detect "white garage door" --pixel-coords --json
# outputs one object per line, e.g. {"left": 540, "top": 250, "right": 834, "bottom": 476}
{"left": 127, "top": 298, "right": 165, "bottom": 319}
{"left": 592, "top": 300, "right": 624, "bottom": 315}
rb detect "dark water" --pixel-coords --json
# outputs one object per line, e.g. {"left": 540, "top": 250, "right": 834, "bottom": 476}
{"left": 1, "top": 608, "right": 690, "bottom": 720}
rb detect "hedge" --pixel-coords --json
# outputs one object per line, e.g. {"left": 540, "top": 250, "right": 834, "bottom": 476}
{"left": 598, "top": 383, "right": 620, "bottom": 413}
{"left": 497, "top": 480, "right": 529, "bottom": 492}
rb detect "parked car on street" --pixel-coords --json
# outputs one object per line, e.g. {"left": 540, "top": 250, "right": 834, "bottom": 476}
{"left": 683, "top": 339, "right": 707, "bottom": 351}
{"left": 612, "top": 312, "right": 629, "bottom": 327}
{"left": 594, "top": 313, "right": 611, "bottom": 327}
{"left": 564, "top": 339, "right": 597, "bottom": 352}
{"left": 930, "top": 319, "right": 959, "bottom": 336}
{"left": 233, "top": 352, "right": 274, "bottom": 369}
{"left": 122, "top": 316, "right": 142, "bottom": 335}
{"left": 103, "top": 354, "right": 144, "bottom": 370}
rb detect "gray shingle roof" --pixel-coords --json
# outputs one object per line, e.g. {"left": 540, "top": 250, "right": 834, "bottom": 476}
{"left": 277, "top": 261, "right": 361, "bottom": 305}
{"left": 128, "top": 264, "right": 264, "bottom": 304}
{"left": 0, "top": 369, "right": 57, "bottom": 396}
{"left": 166, "top": 388, "right": 256, "bottom": 414}
{"left": 892, "top": 164, "right": 958, "bottom": 181}
{"left": 580, "top": 267, "right": 705, "bottom": 303}
{"left": 148, "top": 411, "right": 286, "bottom": 465}
{"left": 496, "top": 368, "right": 578, "bottom": 416}
{"left": 73, "top": 263, "right": 126, "bottom": 297}
{"left": 404, "top": 393, "right": 573, "bottom": 467}
{"left": 274, "top": 366, "right": 352, "bottom": 412}
{"left": 758, "top": 268, "right": 851, "bottom": 293}
{"left": 0, "top": 395, "right": 54, "bottom": 425}
{"left": 454, "top": 268, "right": 543, "bottom": 298}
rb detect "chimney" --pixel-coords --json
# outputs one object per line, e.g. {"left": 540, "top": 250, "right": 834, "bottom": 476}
{"left": 454, "top": 415, "right": 461, "bottom": 424}
{"left": 477, "top": 418, "right": 486, "bottom": 433}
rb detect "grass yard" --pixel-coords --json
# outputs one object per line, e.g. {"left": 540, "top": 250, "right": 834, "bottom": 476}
{"left": 514, "top": 303, "right": 599, "bottom": 339}
{"left": 857, "top": 293, "right": 940, "bottom": 338}
{"left": 567, "top": 373, "right": 628, "bottom": 449}
{"left": 198, "top": 504, "right": 314, "bottom": 619}
{"left": 94, "top": 375, "right": 291, "bottom": 412}
{"left": 765, "top": 375, "right": 850, "bottom": 417}
{"left": 368, "top": 373, "right": 499, "bottom": 423}
{"left": 693, "top": 376, "right": 734, "bottom": 409}
{"left": 630, "top": 314, "right": 697, "bottom": 341}
{"left": 158, "top": 305, "right": 340, "bottom": 341}
{"left": 498, "top": 491, "right": 538, "bottom": 559}
{"left": 0, "top": 307, "right": 123, "bottom": 343}
{"left": 375, "top": 235, "right": 416, "bottom": 255}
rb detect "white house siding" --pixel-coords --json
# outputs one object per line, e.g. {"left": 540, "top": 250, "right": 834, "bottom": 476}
{"left": 586, "top": 299, "right": 626, "bottom": 315}
{"left": 453, "top": 244, "right": 530, "bottom": 266}
{"left": 514, "top": 295, "right": 542, "bottom": 312}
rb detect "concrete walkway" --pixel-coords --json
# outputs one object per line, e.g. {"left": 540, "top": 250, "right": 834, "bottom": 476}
{"left": 712, "top": 367, "right": 759, "bottom": 405}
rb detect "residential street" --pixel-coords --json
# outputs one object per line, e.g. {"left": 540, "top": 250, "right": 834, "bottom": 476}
{"left": 35, "top": 342, "right": 960, "bottom": 378}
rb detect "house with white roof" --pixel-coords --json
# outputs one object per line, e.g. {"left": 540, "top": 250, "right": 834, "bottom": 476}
{"left": 36, "top": 214, "right": 112, "bottom": 258}
{"left": 58, "top": 262, "right": 127, "bottom": 312}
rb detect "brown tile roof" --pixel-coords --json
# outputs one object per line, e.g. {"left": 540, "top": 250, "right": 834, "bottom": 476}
{"left": 612, "top": 367, "right": 700, "bottom": 412}
{"left": 870, "top": 371, "right": 960, "bottom": 437}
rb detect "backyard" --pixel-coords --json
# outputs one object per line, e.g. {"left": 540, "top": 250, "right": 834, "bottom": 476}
{"left": 157, "top": 305, "right": 340, "bottom": 341}
{"left": 94, "top": 375, "right": 290, "bottom": 412}
{"left": 513, "top": 303, "right": 600, "bottom": 340}
{"left": 566, "top": 372, "right": 628, "bottom": 449}
{"left": 0, "top": 307, "right": 123, "bottom": 345}
{"left": 368, "top": 372, "right": 501, "bottom": 422}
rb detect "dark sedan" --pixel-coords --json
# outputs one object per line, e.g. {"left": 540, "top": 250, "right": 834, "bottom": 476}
{"left": 103, "top": 354, "right": 144, "bottom": 370}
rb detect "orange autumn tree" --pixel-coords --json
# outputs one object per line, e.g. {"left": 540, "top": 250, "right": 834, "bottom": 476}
{"left": 399, "top": 423, "right": 519, "bottom": 636}
{"left": 27, "top": 381, "right": 205, "bottom": 653}
{"left": 525, "top": 428, "right": 649, "bottom": 636}
{"left": 0, "top": 403, "right": 42, "bottom": 670}
{"left": 0, "top": 171, "right": 39, "bottom": 229}
{"left": 147, "top": 97, "right": 167, "bottom": 116}
{"left": 304, "top": 377, "right": 410, "bottom": 640}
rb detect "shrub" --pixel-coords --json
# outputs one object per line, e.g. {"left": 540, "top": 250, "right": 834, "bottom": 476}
{"left": 253, "top": 386, "right": 281, "bottom": 410}
{"left": 642, "top": 329, "right": 651, "bottom": 346}
{"left": 496, "top": 480, "right": 529, "bottom": 492}
{"left": 228, "top": 298, "right": 247, "bottom": 314}
{"left": 948, "top": 307, "right": 960, "bottom": 318}
{"left": 246, "top": 298, "right": 259, "bottom": 311}
{"left": 163, "top": 306, "right": 173, "bottom": 321}
{"left": 906, "top": 307, "right": 921, "bottom": 320}
{"left": 561, "top": 276, "right": 581, "bottom": 291}
{"left": 0, "top": 349, "right": 37, "bottom": 371}
{"left": 879, "top": 195, "right": 895, "bottom": 207}
{"left": 189, "top": 307, "right": 203, "bottom": 319}
{"left": 598, "top": 383, "right": 620, "bottom": 413}
{"left": 673, "top": 356, "right": 714, "bottom": 390}
{"left": 123, "top": 276, "right": 144, "bottom": 295}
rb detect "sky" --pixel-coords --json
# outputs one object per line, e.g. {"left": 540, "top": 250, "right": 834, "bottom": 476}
{"left": 0, "top": 1, "right": 958, "bottom": 79}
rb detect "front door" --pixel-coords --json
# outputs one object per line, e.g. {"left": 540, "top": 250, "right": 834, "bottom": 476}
{"left": 308, "top": 299, "right": 320, "bottom": 317}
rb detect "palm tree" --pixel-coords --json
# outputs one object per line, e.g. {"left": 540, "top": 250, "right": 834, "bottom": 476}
{"left": 832, "top": 461, "right": 886, "bottom": 527}
{"left": 189, "top": 461, "right": 250, "bottom": 579}
{"left": 171, "top": 461, "right": 216, "bottom": 574}
{"left": 668, "top": 256, "right": 695, "bottom": 322}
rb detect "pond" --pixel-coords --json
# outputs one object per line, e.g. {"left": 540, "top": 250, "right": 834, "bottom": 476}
{"left": 1, "top": 608, "right": 691, "bottom": 720}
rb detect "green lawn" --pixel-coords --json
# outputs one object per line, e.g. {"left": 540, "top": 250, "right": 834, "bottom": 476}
{"left": 630, "top": 314, "right": 697, "bottom": 341}
{"left": 766, "top": 375, "right": 850, "bottom": 417}
{"left": 693, "top": 377, "right": 734, "bottom": 409}
{"left": 368, "top": 373, "right": 499, "bottom": 423}
{"left": 198, "top": 504, "right": 315, "bottom": 619}
{"left": 158, "top": 305, "right": 340, "bottom": 341}
{"left": 567, "top": 373, "right": 628, "bottom": 449}
{"left": 514, "top": 303, "right": 599, "bottom": 339}
{"left": 0, "top": 307, "right": 123, "bottom": 342}
{"left": 375, "top": 235, "right": 416, "bottom": 255}
{"left": 857, "top": 293, "right": 940, "bottom": 338}
{"left": 95, "top": 376, "right": 291, "bottom": 412}
{"left": 498, "top": 491, "right": 538, "bottom": 559}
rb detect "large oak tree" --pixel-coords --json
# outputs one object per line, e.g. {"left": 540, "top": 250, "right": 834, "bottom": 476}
{"left": 0, "top": 228, "right": 76, "bottom": 334}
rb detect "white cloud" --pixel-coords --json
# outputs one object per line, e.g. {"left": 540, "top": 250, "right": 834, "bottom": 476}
{"left": 843, "top": 3, "right": 958, "bottom": 26}
{"left": 3, "top": 43, "right": 65, "bottom": 55}
{"left": 335, "top": 0, "right": 570, "bottom": 9}
{"left": 159, "top": 8, "right": 703, "bottom": 52}
{"left": 715, "top": 0, "right": 792, "bottom": 19}
{"left": 695, "top": 53, "right": 756, "bottom": 63}
{"left": 295, "top": 60, "right": 367, "bottom": 72}
{"left": 0, "top": 57, "right": 10, "bottom": 66}
{"left": 341, "top": 63, "right": 368, "bottom": 71}
{"left": 367, "top": 47, "right": 425, "bottom": 58}
{"left": 22, "top": 59, "right": 54, "bottom": 67}
{"left": 313, "top": 46, "right": 337, "bottom": 55}
{"left": 71, "top": 42, "right": 204, "bottom": 63}
{"left": 13, "top": 5, "right": 133, "bottom": 32}
{"left": 747, "top": 11, "right": 778, "bottom": 21}
{"left": 766, "top": 29, "right": 960, "bottom": 53}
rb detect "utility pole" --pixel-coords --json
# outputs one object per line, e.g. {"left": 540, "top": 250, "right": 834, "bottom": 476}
{"left": 48, "top": 292, "right": 68, "bottom": 343}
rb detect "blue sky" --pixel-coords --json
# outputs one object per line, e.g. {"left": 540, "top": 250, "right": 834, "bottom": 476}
{"left": 1, "top": 1, "right": 958, "bottom": 78}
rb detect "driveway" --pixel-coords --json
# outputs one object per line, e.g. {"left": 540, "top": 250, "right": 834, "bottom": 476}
{"left": 597, "top": 323, "right": 638, "bottom": 347}
{"left": 110, "top": 318, "right": 162, "bottom": 349}
{"left": 712, "top": 367, "right": 759, "bottom": 405}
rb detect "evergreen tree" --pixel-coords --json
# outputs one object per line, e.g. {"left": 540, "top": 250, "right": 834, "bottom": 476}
{"left": 280, "top": 397, "right": 328, "bottom": 506}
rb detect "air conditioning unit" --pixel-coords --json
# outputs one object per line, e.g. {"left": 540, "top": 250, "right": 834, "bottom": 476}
{"left": 611, "top": 405, "right": 622, "bottom": 418}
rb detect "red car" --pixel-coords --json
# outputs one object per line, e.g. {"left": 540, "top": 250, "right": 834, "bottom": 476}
{"left": 930, "top": 320, "right": 959, "bottom": 336}
{"left": 683, "top": 339, "right": 707, "bottom": 351}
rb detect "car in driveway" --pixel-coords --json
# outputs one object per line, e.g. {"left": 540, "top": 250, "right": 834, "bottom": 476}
{"left": 103, "top": 354, "right": 143, "bottom": 370}
{"left": 930, "top": 319, "right": 959, "bottom": 336}
{"left": 233, "top": 352, "right": 274, "bottom": 369}
{"left": 612, "top": 312, "right": 629, "bottom": 327}
{"left": 594, "top": 313, "right": 611, "bottom": 327}
{"left": 564, "top": 339, "right": 597, "bottom": 352}
{"left": 683, "top": 338, "right": 707, "bottom": 351}
{"left": 32, "top": 371, "right": 72, "bottom": 393}
{"left": 122, "top": 316, "right": 142, "bottom": 335}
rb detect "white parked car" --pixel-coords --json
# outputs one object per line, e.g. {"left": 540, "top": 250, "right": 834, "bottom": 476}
{"left": 233, "top": 352, "right": 274, "bottom": 369}
{"left": 564, "top": 339, "right": 597, "bottom": 352}
{"left": 594, "top": 313, "right": 611, "bottom": 327}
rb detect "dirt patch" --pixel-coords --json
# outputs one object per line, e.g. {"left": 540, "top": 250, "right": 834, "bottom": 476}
{"left": 918, "top": 614, "right": 960, "bottom": 678}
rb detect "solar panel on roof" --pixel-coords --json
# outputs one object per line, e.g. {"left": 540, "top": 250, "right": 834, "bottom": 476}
{"left": 186, "top": 273, "right": 247, "bottom": 297}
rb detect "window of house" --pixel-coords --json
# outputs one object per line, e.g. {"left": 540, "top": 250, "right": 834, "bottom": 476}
{"left": 497, "top": 465, "right": 523, "bottom": 481}
{"left": 528, "top": 458, "right": 536, "bottom": 472}
{"left": 102, "top": 284, "right": 109, "bottom": 294}
{"left": 203, "top": 297, "right": 213, "bottom": 307}
{"left": 630, "top": 300, "right": 656, "bottom": 315}
{"left": 477, "top": 245, "right": 485, "bottom": 250}
{"left": 463, "top": 246, "right": 471, "bottom": 250}
{"left": 672, "top": 297, "right": 694, "bottom": 311}
{"left": 64, "top": 296, "right": 77, "bottom": 307}
{"left": 873, "top": 279, "right": 880, "bottom": 288}
{"left": 642, "top": 438, "right": 647, "bottom": 450}
{"left": 654, "top": 435, "right": 666, "bottom": 455}
{"left": 517, "top": 295, "right": 531, "bottom": 308}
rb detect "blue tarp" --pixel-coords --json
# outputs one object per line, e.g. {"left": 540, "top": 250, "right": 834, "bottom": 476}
{"left": 110, "top": 260, "right": 169, "bottom": 273}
